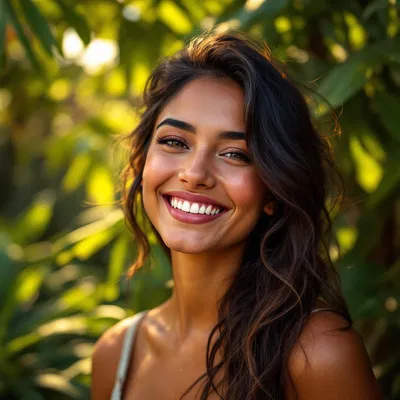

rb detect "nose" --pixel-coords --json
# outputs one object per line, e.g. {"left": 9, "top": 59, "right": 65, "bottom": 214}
{"left": 178, "top": 149, "right": 216, "bottom": 189}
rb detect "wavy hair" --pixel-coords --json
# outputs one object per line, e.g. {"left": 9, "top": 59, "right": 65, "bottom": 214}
{"left": 121, "top": 30, "right": 351, "bottom": 400}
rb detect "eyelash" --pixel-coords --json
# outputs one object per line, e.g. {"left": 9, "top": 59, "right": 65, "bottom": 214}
{"left": 156, "top": 136, "right": 251, "bottom": 163}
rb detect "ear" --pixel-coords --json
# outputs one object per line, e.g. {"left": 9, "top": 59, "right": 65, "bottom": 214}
{"left": 263, "top": 200, "right": 276, "bottom": 216}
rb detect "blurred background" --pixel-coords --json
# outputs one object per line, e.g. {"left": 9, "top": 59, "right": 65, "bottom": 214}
{"left": 0, "top": 0, "right": 399, "bottom": 398}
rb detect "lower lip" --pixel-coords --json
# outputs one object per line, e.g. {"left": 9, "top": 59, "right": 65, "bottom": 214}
{"left": 162, "top": 196, "right": 227, "bottom": 225}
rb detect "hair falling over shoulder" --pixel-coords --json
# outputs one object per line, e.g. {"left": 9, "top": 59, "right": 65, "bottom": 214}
{"left": 120, "top": 29, "right": 352, "bottom": 400}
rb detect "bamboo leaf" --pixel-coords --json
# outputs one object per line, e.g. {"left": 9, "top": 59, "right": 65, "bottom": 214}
{"left": 4, "top": 1, "right": 42, "bottom": 73}
{"left": 54, "top": 0, "right": 91, "bottom": 45}
{"left": 19, "top": 0, "right": 62, "bottom": 57}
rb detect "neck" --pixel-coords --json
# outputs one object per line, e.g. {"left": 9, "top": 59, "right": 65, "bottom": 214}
{"left": 165, "top": 244, "right": 246, "bottom": 340}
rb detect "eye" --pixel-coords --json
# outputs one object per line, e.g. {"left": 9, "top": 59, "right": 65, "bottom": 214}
{"left": 157, "top": 136, "right": 188, "bottom": 149}
{"left": 222, "top": 150, "right": 251, "bottom": 163}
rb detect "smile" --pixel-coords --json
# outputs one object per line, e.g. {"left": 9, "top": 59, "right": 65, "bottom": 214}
{"left": 162, "top": 195, "right": 227, "bottom": 224}
{"left": 170, "top": 196, "right": 222, "bottom": 215}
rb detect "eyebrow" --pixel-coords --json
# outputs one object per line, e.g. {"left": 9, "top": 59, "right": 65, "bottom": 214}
{"left": 156, "top": 118, "right": 246, "bottom": 141}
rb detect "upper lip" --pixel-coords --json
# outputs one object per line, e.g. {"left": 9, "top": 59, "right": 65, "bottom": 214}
{"left": 162, "top": 191, "right": 229, "bottom": 210}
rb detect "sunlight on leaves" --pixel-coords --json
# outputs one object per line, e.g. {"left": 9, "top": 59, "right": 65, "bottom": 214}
{"left": 37, "top": 316, "right": 87, "bottom": 336}
{"left": 73, "top": 229, "right": 115, "bottom": 260}
{"left": 48, "top": 78, "right": 71, "bottom": 101}
{"left": 158, "top": 0, "right": 192, "bottom": 34}
{"left": 94, "top": 304, "right": 127, "bottom": 320}
{"left": 245, "top": 0, "right": 265, "bottom": 12}
{"left": 203, "top": 0, "right": 231, "bottom": 15}
{"left": 160, "top": 35, "right": 184, "bottom": 57}
{"left": 54, "top": 209, "right": 123, "bottom": 250}
{"left": 105, "top": 68, "right": 126, "bottom": 96}
{"left": 78, "top": 39, "right": 118, "bottom": 75}
{"left": 16, "top": 265, "right": 47, "bottom": 303}
{"left": 62, "top": 153, "right": 91, "bottom": 193}
{"left": 344, "top": 12, "right": 367, "bottom": 50}
{"left": 101, "top": 99, "right": 137, "bottom": 132}
{"left": 387, "top": 6, "right": 398, "bottom": 37}
{"left": 56, "top": 249, "right": 75, "bottom": 266}
{"left": 35, "top": 373, "right": 79, "bottom": 397}
{"left": 13, "top": 190, "right": 56, "bottom": 244}
{"left": 6, "top": 332, "right": 41, "bottom": 354}
{"left": 62, "top": 28, "right": 85, "bottom": 60}
{"left": 131, "top": 63, "right": 150, "bottom": 96}
{"left": 60, "top": 282, "right": 96, "bottom": 310}
{"left": 361, "top": 133, "right": 386, "bottom": 162}
{"left": 350, "top": 135, "right": 384, "bottom": 192}
{"left": 108, "top": 235, "right": 128, "bottom": 285}
{"left": 275, "top": 16, "right": 291, "bottom": 33}
{"left": 62, "top": 357, "right": 92, "bottom": 380}
{"left": 337, "top": 226, "right": 358, "bottom": 254}
{"left": 330, "top": 43, "right": 348, "bottom": 62}
{"left": 87, "top": 165, "right": 114, "bottom": 204}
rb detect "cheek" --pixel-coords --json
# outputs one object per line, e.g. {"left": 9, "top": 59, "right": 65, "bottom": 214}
{"left": 143, "top": 148, "right": 174, "bottom": 188}
{"left": 224, "top": 169, "right": 266, "bottom": 211}
{"left": 142, "top": 148, "right": 177, "bottom": 216}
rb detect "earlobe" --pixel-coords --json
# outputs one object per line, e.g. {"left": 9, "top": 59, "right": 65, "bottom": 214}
{"left": 264, "top": 201, "right": 275, "bottom": 216}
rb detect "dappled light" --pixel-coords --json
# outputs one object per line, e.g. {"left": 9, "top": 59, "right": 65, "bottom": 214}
{"left": 0, "top": 0, "right": 399, "bottom": 398}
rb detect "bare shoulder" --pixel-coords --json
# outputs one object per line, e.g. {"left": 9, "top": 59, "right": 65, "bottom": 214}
{"left": 286, "top": 311, "right": 383, "bottom": 400}
{"left": 91, "top": 316, "right": 136, "bottom": 400}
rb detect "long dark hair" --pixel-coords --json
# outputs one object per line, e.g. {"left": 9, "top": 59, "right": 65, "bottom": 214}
{"left": 121, "top": 29, "right": 352, "bottom": 400}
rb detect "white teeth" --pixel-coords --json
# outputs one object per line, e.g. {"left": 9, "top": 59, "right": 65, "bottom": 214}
{"left": 182, "top": 200, "right": 190, "bottom": 212}
{"left": 169, "top": 197, "right": 222, "bottom": 215}
{"left": 189, "top": 203, "right": 199, "bottom": 213}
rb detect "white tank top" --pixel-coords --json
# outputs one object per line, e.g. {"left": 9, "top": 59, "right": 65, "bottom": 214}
{"left": 111, "top": 310, "right": 148, "bottom": 400}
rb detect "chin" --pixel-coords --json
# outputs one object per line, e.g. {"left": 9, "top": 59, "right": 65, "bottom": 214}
{"left": 162, "top": 237, "right": 214, "bottom": 254}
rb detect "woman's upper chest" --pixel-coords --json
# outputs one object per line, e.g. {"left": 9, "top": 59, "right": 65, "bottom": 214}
{"left": 122, "top": 317, "right": 225, "bottom": 400}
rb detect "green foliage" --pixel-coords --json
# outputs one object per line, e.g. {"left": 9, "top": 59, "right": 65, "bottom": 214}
{"left": 0, "top": 0, "right": 399, "bottom": 398}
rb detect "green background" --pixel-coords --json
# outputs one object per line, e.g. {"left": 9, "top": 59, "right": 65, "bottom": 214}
{"left": 0, "top": 0, "right": 399, "bottom": 398}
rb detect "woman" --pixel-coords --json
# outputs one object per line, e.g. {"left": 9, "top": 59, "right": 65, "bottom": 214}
{"left": 91, "top": 30, "right": 382, "bottom": 399}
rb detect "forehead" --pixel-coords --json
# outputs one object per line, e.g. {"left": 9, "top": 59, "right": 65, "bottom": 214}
{"left": 155, "top": 77, "right": 245, "bottom": 130}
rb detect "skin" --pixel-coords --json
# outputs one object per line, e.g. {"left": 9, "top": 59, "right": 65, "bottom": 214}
{"left": 91, "top": 78, "right": 383, "bottom": 399}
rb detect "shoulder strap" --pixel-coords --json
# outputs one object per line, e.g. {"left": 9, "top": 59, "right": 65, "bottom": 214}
{"left": 111, "top": 311, "right": 148, "bottom": 400}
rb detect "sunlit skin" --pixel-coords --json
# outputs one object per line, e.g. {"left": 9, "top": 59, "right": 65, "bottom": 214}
{"left": 141, "top": 77, "right": 270, "bottom": 336}
{"left": 91, "top": 77, "right": 383, "bottom": 400}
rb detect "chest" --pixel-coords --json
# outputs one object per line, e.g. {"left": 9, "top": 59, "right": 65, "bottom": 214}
{"left": 123, "top": 362, "right": 224, "bottom": 400}
{"left": 122, "top": 328, "right": 226, "bottom": 400}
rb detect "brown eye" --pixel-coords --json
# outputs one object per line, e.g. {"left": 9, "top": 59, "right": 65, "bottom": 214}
{"left": 157, "top": 137, "right": 188, "bottom": 149}
{"left": 223, "top": 151, "right": 251, "bottom": 163}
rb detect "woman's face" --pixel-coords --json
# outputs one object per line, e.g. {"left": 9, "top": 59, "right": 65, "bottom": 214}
{"left": 142, "top": 77, "right": 268, "bottom": 254}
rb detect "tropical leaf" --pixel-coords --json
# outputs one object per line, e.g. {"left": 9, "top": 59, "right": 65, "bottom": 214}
{"left": 19, "top": 0, "right": 63, "bottom": 57}
{"left": 317, "top": 38, "right": 400, "bottom": 110}
{"left": 4, "top": 0, "right": 42, "bottom": 73}
{"left": 54, "top": 0, "right": 91, "bottom": 45}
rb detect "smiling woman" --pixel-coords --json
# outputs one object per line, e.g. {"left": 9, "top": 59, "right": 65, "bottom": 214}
{"left": 91, "top": 30, "right": 383, "bottom": 400}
